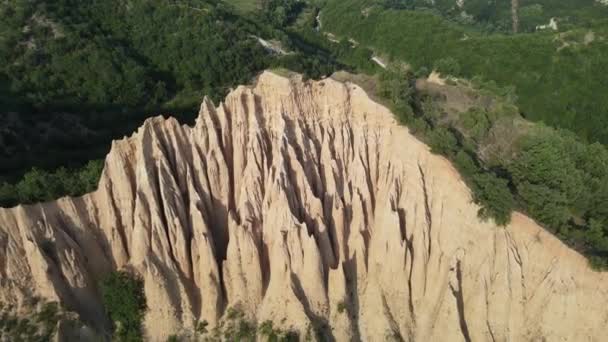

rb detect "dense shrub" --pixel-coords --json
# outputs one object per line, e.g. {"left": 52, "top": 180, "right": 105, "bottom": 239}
{"left": 261, "top": 0, "right": 303, "bottom": 27}
{"left": 0, "top": 160, "right": 103, "bottom": 207}
{"left": 434, "top": 57, "right": 461, "bottom": 76}
{"left": 258, "top": 320, "right": 300, "bottom": 342}
{"left": 428, "top": 127, "right": 458, "bottom": 156}
{"left": 470, "top": 172, "right": 514, "bottom": 225}
{"left": 101, "top": 271, "right": 147, "bottom": 342}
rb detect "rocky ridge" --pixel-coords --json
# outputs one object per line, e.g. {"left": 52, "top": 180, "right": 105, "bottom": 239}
{"left": 0, "top": 71, "right": 607, "bottom": 341}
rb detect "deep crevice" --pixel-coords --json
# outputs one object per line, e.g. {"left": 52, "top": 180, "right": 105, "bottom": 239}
{"left": 450, "top": 260, "right": 472, "bottom": 342}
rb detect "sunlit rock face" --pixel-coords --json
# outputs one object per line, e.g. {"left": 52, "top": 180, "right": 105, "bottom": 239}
{"left": 1, "top": 71, "right": 607, "bottom": 341}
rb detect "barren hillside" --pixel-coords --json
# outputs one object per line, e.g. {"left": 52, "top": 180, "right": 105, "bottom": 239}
{"left": 1, "top": 71, "right": 607, "bottom": 341}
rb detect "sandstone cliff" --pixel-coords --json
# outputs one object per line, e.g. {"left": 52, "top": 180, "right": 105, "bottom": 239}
{"left": 0, "top": 71, "right": 607, "bottom": 341}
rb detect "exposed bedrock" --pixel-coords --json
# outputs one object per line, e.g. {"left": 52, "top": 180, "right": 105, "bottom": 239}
{"left": 0, "top": 72, "right": 606, "bottom": 341}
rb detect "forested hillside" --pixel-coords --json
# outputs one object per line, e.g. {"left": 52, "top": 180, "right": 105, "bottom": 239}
{"left": 377, "top": 0, "right": 608, "bottom": 32}
{"left": 321, "top": 0, "right": 608, "bottom": 144}
{"left": 0, "top": 0, "right": 260, "bottom": 179}
{"left": 0, "top": 0, "right": 343, "bottom": 203}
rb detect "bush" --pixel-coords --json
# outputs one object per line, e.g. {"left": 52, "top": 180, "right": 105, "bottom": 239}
{"left": 454, "top": 150, "right": 480, "bottom": 178}
{"left": 321, "top": 0, "right": 608, "bottom": 144}
{"left": 195, "top": 320, "right": 208, "bottom": 334}
{"left": 0, "top": 159, "right": 104, "bottom": 208}
{"left": 0, "top": 300, "right": 66, "bottom": 341}
{"left": 471, "top": 172, "right": 514, "bottom": 225}
{"left": 166, "top": 335, "right": 180, "bottom": 342}
{"left": 101, "top": 271, "right": 147, "bottom": 342}
{"left": 337, "top": 301, "right": 347, "bottom": 314}
{"left": 434, "top": 57, "right": 461, "bottom": 76}
{"left": 459, "top": 108, "right": 492, "bottom": 142}
{"left": 36, "top": 302, "right": 60, "bottom": 325}
{"left": 428, "top": 127, "right": 458, "bottom": 156}
{"left": 258, "top": 320, "right": 299, "bottom": 342}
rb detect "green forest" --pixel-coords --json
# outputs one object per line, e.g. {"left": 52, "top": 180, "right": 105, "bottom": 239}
{"left": 377, "top": 0, "right": 608, "bottom": 32}
{"left": 321, "top": 0, "right": 608, "bottom": 144}
{"left": 0, "top": 0, "right": 266, "bottom": 181}
{"left": 0, "top": 0, "right": 345, "bottom": 187}
{"left": 101, "top": 271, "right": 147, "bottom": 341}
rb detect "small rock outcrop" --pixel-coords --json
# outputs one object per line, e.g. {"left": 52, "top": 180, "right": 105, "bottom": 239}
{"left": 0, "top": 71, "right": 607, "bottom": 341}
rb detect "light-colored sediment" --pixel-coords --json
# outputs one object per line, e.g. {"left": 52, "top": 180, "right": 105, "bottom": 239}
{"left": 1, "top": 71, "right": 607, "bottom": 341}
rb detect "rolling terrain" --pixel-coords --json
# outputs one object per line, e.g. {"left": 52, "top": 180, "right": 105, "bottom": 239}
{"left": 320, "top": 0, "right": 608, "bottom": 143}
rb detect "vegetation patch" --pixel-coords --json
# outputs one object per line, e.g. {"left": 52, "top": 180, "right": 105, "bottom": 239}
{"left": 321, "top": 0, "right": 608, "bottom": 144}
{"left": 377, "top": 66, "right": 608, "bottom": 269}
{"left": 225, "top": 0, "right": 262, "bottom": 13}
{"left": 0, "top": 299, "right": 79, "bottom": 341}
{"left": 0, "top": 159, "right": 103, "bottom": 207}
{"left": 101, "top": 270, "right": 147, "bottom": 342}
{"left": 171, "top": 307, "right": 303, "bottom": 342}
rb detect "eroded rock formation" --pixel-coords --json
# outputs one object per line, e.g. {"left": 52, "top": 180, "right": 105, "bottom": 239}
{"left": 1, "top": 71, "right": 607, "bottom": 341}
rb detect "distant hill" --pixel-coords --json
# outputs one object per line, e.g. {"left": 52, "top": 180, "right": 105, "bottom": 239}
{"left": 320, "top": 0, "right": 608, "bottom": 144}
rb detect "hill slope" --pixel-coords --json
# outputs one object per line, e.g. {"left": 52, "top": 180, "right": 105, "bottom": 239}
{"left": 320, "top": 0, "right": 608, "bottom": 143}
{"left": 1, "top": 72, "right": 606, "bottom": 341}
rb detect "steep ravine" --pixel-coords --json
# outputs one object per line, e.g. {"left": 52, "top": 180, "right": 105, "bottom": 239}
{"left": 1, "top": 71, "right": 607, "bottom": 341}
